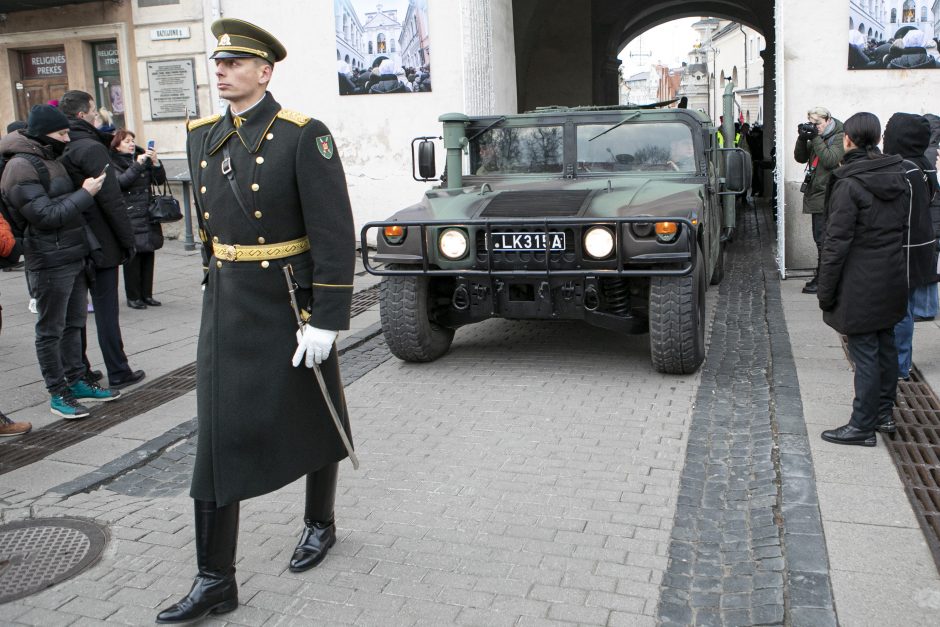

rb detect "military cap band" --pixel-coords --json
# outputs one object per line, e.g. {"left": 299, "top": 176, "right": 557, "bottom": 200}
{"left": 210, "top": 18, "right": 287, "bottom": 63}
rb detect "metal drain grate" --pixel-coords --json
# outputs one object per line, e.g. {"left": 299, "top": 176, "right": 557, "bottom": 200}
{"left": 887, "top": 365, "right": 940, "bottom": 572}
{"left": 0, "top": 518, "right": 107, "bottom": 604}
{"left": 350, "top": 283, "right": 380, "bottom": 317}
{"left": 0, "top": 287, "right": 381, "bottom": 475}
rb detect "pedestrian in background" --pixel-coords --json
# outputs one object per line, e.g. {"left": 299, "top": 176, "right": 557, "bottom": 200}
{"left": 59, "top": 90, "right": 145, "bottom": 390}
{"left": 0, "top": 105, "right": 119, "bottom": 419}
{"left": 915, "top": 112, "right": 940, "bottom": 321}
{"left": 817, "top": 112, "right": 910, "bottom": 446}
{"left": 110, "top": 129, "right": 165, "bottom": 309}
{"left": 795, "top": 106, "right": 845, "bottom": 294}
{"left": 0, "top": 209, "right": 31, "bottom": 436}
{"left": 882, "top": 113, "right": 938, "bottom": 380}
{"left": 156, "top": 18, "right": 356, "bottom": 624}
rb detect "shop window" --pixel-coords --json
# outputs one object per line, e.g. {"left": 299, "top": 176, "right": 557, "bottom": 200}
{"left": 92, "top": 41, "right": 124, "bottom": 130}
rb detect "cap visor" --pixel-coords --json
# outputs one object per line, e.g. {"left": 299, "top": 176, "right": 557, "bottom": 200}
{"left": 210, "top": 50, "right": 257, "bottom": 60}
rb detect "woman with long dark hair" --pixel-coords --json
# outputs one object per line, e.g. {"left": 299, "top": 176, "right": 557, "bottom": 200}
{"left": 110, "top": 129, "right": 165, "bottom": 309}
{"left": 817, "top": 112, "right": 911, "bottom": 446}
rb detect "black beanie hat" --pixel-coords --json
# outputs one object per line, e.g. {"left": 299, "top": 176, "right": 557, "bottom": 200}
{"left": 883, "top": 112, "right": 931, "bottom": 158}
{"left": 5, "top": 120, "right": 27, "bottom": 134}
{"left": 27, "top": 104, "right": 70, "bottom": 137}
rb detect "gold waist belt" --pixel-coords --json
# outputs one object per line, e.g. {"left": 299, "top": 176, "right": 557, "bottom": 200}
{"left": 213, "top": 236, "right": 310, "bottom": 262}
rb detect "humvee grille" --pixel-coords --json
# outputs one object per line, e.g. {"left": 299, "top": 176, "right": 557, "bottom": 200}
{"left": 479, "top": 190, "right": 591, "bottom": 218}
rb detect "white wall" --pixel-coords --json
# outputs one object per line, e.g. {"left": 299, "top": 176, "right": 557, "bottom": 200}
{"left": 195, "top": 0, "right": 517, "bottom": 239}
{"left": 781, "top": 0, "right": 940, "bottom": 270}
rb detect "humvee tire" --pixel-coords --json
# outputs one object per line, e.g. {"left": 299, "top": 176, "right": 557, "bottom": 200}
{"left": 710, "top": 241, "right": 725, "bottom": 286}
{"left": 380, "top": 266, "right": 455, "bottom": 362}
{"left": 649, "top": 247, "right": 706, "bottom": 374}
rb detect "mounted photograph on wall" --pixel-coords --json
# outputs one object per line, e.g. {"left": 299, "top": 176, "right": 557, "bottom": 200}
{"left": 334, "top": 0, "right": 432, "bottom": 94}
{"left": 848, "top": 1, "right": 940, "bottom": 69}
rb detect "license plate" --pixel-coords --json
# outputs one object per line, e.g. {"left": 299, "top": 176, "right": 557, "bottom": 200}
{"left": 491, "top": 232, "right": 566, "bottom": 251}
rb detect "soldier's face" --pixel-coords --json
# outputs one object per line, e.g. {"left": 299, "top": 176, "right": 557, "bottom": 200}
{"left": 215, "top": 58, "right": 271, "bottom": 104}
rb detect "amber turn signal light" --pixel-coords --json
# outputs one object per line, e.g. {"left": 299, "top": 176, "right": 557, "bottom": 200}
{"left": 383, "top": 225, "right": 406, "bottom": 245}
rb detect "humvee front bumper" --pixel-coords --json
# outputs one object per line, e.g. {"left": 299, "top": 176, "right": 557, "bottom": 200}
{"left": 361, "top": 217, "right": 696, "bottom": 278}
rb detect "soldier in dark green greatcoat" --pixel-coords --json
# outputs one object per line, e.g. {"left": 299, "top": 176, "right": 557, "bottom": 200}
{"left": 157, "top": 18, "right": 356, "bottom": 624}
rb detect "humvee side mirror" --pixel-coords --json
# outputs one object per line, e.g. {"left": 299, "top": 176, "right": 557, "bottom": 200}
{"left": 412, "top": 137, "right": 438, "bottom": 182}
{"left": 723, "top": 148, "right": 750, "bottom": 194}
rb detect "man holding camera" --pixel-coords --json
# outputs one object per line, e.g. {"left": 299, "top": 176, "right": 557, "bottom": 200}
{"left": 795, "top": 106, "right": 845, "bottom": 294}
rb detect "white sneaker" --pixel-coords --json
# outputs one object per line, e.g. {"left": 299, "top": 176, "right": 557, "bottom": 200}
{"left": 28, "top": 298, "right": 38, "bottom": 314}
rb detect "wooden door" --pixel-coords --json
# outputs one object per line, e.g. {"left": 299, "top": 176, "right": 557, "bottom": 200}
{"left": 14, "top": 79, "right": 69, "bottom": 122}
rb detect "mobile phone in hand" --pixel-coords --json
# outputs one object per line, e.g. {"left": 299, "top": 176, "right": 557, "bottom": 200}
{"left": 147, "top": 140, "right": 155, "bottom": 151}
{"left": 100, "top": 163, "right": 110, "bottom": 176}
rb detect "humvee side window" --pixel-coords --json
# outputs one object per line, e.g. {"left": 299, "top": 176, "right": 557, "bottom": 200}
{"left": 468, "top": 125, "right": 564, "bottom": 176}
{"left": 576, "top": 123, "right": 696, "bottom": 173}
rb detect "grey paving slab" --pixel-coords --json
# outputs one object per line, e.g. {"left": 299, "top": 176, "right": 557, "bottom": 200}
{"left": 829, "top": 570, "right": 940, "bottom": 627}
{"left": 824, "top": 520, "right": 939, "bottom": 579}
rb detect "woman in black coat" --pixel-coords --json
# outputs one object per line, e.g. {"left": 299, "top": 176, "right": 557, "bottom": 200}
{"left": 817, "top": 112, "right": 911, "bottom": 446}
{"left": 110, "top": 130, "right": 165, "bottom": 309}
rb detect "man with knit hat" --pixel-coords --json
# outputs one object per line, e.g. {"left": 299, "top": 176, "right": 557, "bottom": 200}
{"left": 883, "top": 112, "right": 938, "bottom": 384}
{"left": 0, "top": 105, "right": 117, "bottom": 419}
{"left": 156, "top": 18, "right": 355, "bottom": 624}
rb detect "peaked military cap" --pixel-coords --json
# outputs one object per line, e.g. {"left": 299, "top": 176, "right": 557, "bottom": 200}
{"left": 210, "top": 18, "right": 287, "bottom": 63}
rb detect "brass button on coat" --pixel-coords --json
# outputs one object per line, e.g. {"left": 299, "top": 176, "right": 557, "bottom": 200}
{"left": 204, "top": 212, "right": 210, "bottom": 219}
{"left": 256, "top": 156, "right": 264, "bottom": 164}
{"left": 201, "top": 161, "right": 207, "bottom": 168}
{"left": 258, "top": 237, "right": 266, "bottom": 244}
{"left": 216, "top": 261, "right": 222, "bottom": 268}
{"left": 251, "top": 183, "right": 260, "bottom": 191}
{"left": 261, "top": 261, "right": 270, "bottom": 269}
{"left": 254, "top": 211, "right": 262, "bottom": 219}
{"left": 266, "top": 133, "right": 274, "bottom": 140}
{"left": 200, "top": 186, "right": 207, "bottom": 193}
{"left": 212, "top": 236, "right": 220, "bottom": 243}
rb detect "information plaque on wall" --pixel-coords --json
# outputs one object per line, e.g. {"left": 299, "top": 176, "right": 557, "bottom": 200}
{"left": 147, "top": 59, "right": 198, "bottom": 119}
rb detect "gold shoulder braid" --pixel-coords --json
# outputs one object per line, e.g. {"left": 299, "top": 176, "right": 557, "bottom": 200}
{"left": 187, "top": 114, "right": 221, "bottom": 132}
{"left": 276, "top": 109, "right": 311, "bottom": 127}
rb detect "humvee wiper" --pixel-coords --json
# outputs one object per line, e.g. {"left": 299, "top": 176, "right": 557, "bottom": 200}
{"left": 588, "top": 112, "right": 641, "bottom": 142}
{"left": 467, "top": 116, "right": 507, "bottom": 143}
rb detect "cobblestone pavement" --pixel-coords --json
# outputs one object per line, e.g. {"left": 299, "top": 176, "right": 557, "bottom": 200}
{"left": 657, "top": 209, "right": 834, "bottom": 627}
{"left": 0, "top": 297, "right": 706, "bottom": 625}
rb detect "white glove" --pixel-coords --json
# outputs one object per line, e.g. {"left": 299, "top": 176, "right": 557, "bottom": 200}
{"left": 292, "top": 325, "right": 338, "bottom": 368}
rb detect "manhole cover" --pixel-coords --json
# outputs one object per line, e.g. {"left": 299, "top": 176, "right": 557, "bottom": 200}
{"left": 0, "top": 518, "right": 108, "bottom": 604}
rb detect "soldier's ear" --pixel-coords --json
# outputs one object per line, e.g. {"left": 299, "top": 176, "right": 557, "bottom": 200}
{"left": 257, "top": 59, "right": 274, "bottom": 86}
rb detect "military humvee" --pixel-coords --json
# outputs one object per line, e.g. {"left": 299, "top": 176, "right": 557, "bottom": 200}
{"left": 362, "top": 101, "right": 750, "bottom": 374}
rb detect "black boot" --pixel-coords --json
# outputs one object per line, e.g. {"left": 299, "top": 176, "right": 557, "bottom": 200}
{"left": 156, "top": 500, "right": 240, "bottom": 624}
{"left": 802, "top": 272, "right": 818, "bottom": 294}
{"left": 289, "top": 463, "right": 338, "bottom": 572}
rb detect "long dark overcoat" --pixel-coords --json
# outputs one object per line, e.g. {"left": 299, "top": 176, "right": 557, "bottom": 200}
{"left": 186, "top": 92, "right": 355, "bottom": 506}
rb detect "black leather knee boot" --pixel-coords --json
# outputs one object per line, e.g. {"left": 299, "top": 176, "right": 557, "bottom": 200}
{"left": 289, "top": 462, "right": 338, "bottom": 572}
{"left": 156, "top": 500, "right": 240, "bottom": 623}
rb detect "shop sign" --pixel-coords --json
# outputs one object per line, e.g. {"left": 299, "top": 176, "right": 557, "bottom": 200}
{"left": 94, "top": 43, "right": 120, "bottom": 73}
{"left": 21, "top": 50, "right": 67, "bottom": 79}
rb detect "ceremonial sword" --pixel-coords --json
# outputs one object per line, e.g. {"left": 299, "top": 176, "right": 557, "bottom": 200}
{"left": 283, "top": 265, "right": 360, "bottom": 470}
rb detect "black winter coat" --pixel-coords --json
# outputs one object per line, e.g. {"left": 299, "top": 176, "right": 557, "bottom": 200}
{"left": 0, "top": 131, "right": 94, "bottom": 271}
{"left": 61, "top": 119, "right": 134, "bottom": 268}
{"left": 369, "top": 75, "right": 409, "bottom": 94}
{"left": 923, "top": 114, "right": 940, "bottom": 239}
{"left": 887, "top": 48, "right": 937, "bottom": 69}
{"left": 111, "top": 150, "right": 165, "bottom": 253}
{"left": 818, "top": 150, "right": 910, "bottom": 335}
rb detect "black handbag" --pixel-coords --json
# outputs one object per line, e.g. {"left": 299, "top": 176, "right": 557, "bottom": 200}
{"left": 148, "top": 181, "right": 183, "bottom": 223}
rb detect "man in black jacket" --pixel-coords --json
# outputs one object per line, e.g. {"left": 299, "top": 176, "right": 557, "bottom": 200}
{"left": 0, "top": 104, "right": 119, "bottom": 418}
{"left": 59, "top": 90, "right": 145, "bottom": 389}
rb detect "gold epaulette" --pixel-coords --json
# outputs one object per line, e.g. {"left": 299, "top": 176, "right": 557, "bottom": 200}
{"left": 276, "top": 109, "right": 311, "bottom": 127}
{"left": 187, "top": 114, "right": 221, "bottom": 132}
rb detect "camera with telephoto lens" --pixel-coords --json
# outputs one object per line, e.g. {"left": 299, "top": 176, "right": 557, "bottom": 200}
{"left": 797, "top": 121, "right": 818, "bottom": 138}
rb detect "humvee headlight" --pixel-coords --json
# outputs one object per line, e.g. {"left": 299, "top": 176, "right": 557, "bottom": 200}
{"left": 656, "top": 221, "right": 679, "bottom": 243}
{"left": 439, "top": 228, "right": 469, "bottom": 260}
{"left": 383, "top": 225, "right": 406, "bottom": 245}
{"left": 583, "top": 226, "right": 615, "bottom": 259}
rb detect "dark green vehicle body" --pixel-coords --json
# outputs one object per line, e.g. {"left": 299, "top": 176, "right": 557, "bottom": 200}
{"left": 362, "top": 105, "right": 748, "bottom": 374}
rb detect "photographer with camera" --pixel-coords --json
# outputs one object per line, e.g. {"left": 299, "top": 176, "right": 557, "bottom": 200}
{"left": 795, "top": 106, "right": 845, "bottom": 294}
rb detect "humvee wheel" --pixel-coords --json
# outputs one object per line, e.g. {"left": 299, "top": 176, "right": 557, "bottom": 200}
{"left": 380, "top": 267, "right": 455, "bottom": 362}
{"left": 649, "top": 247, "right": 706, "bottom": 374}
{"left": 710, "top": 241, "right": 725, "bottom": 286}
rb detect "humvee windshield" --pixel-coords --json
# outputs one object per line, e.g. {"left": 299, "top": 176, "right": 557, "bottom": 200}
{"left": 576, "top": 123, "right": 696, "bottom": 173}
{"left": 467, "top": 125, "right": 564, "bottom": 176}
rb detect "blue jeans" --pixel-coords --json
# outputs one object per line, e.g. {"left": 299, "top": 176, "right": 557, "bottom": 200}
{"left": 911, "top": 283, "right": 938, "bottom": 319}
{"left": 27, "top": 260, "right": 88, "bottom": 393}
{"left": 895, "top": 290, "right": 918, "bottom": 378}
